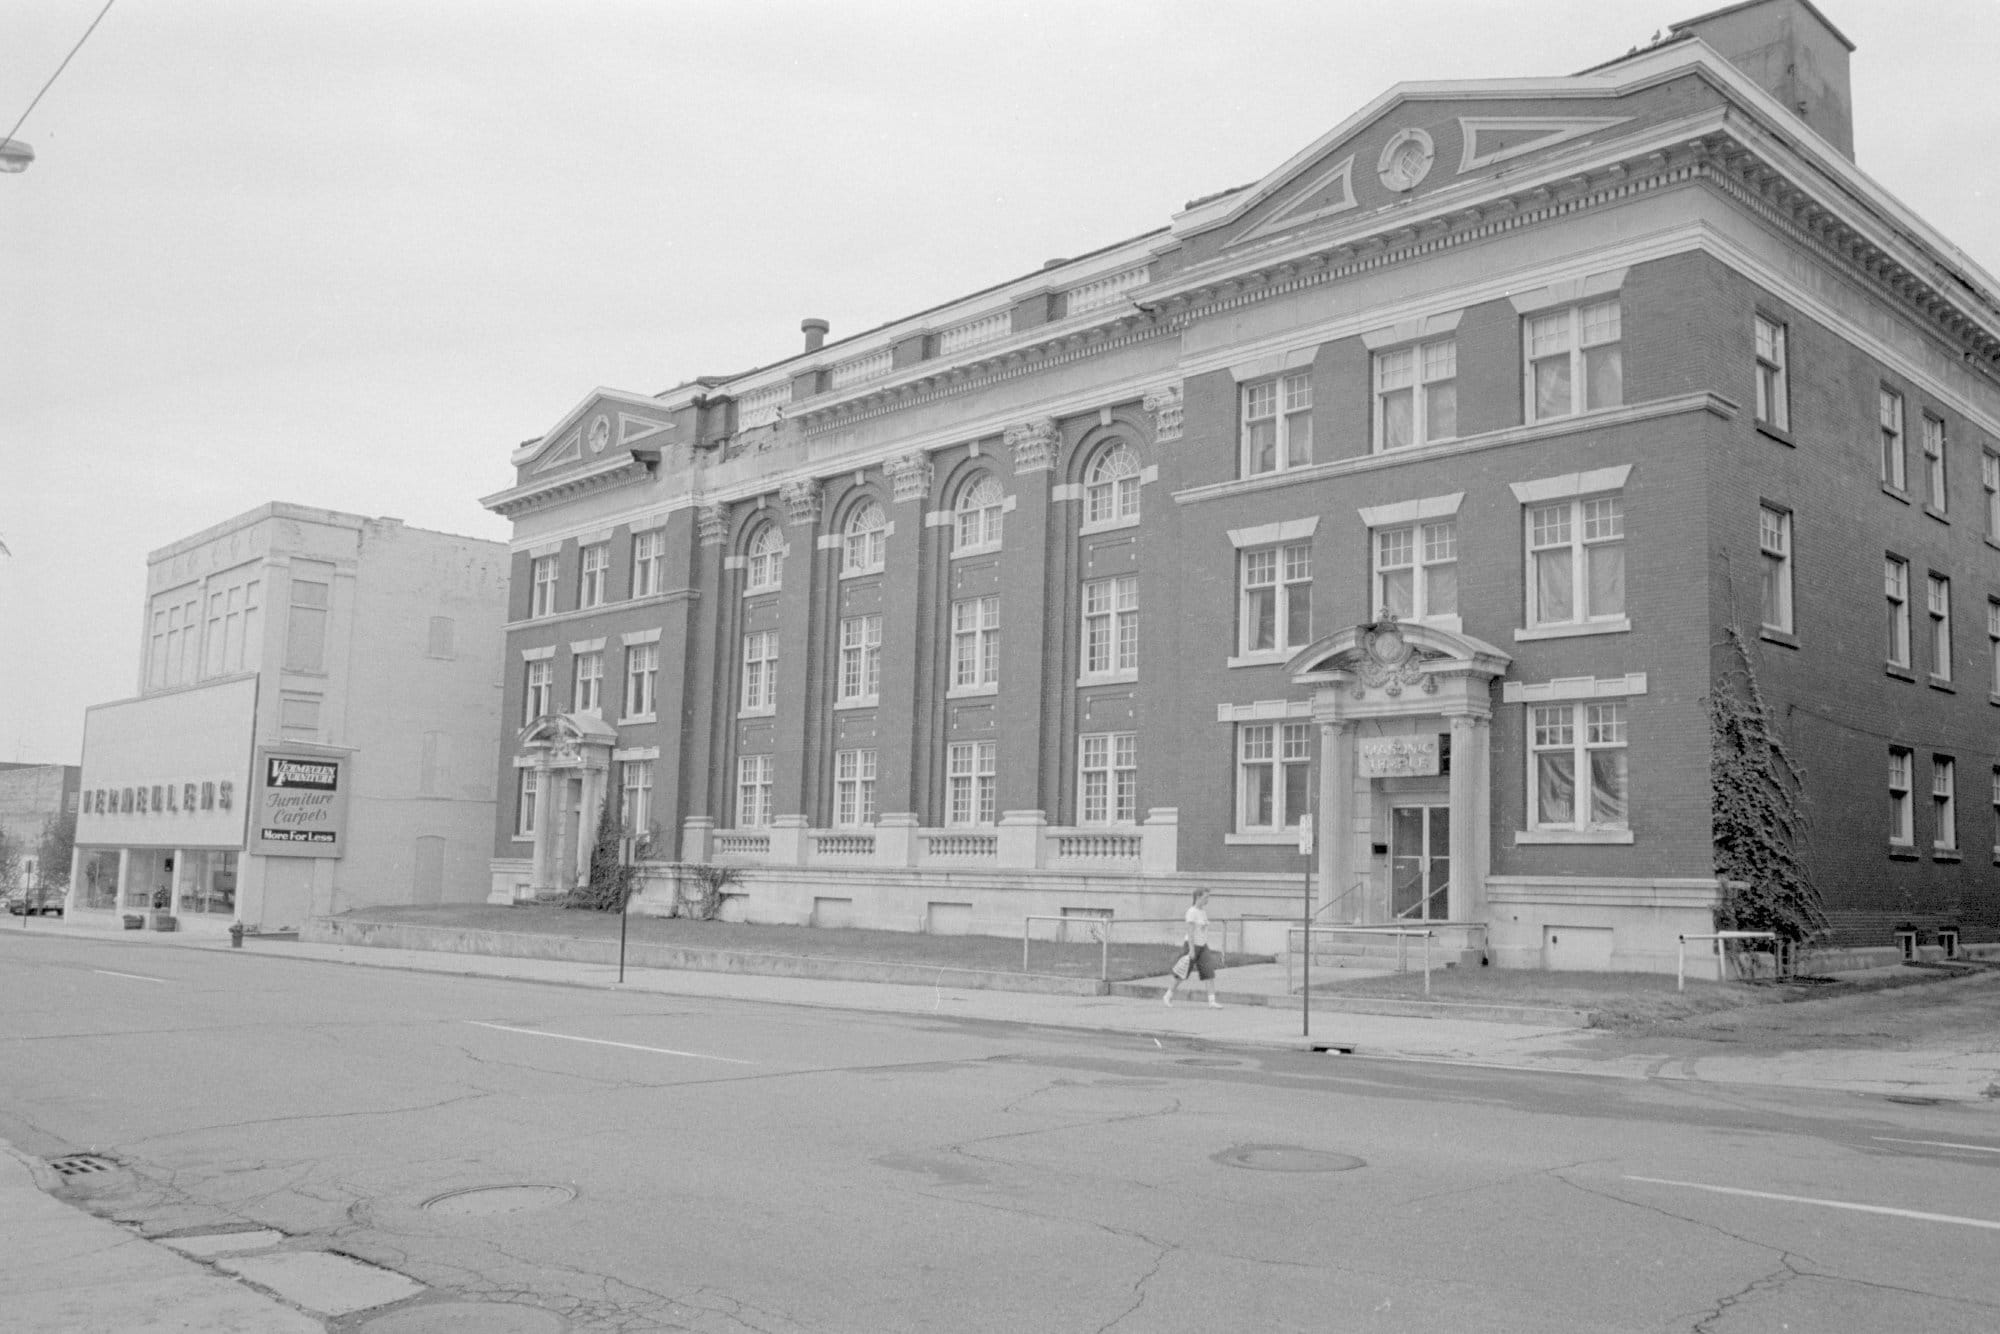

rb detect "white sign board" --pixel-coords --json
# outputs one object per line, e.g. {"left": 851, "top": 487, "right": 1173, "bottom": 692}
{"left": 76, "top": 676, "right": 256, "bottom": 849}
{"left": 1357, "top": 735, "right": 1440, "bottom": 779}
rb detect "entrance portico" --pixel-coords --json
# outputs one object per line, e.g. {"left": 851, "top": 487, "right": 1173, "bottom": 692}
{"left": 1287, "top": 613, "right": 1510, "bottom": 938}
{"left": 515, "top": 712, "right": 618, "bottom": 898}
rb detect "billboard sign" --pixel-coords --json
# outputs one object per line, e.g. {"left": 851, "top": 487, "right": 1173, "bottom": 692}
{"left": 252, "top": 749, "right": 351, "bottom": 858}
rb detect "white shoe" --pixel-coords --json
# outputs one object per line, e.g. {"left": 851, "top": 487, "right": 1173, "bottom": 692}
{"left": 1162, "top": 989, "right": 1173, "bottom": 1006}
{"left": 1207, "top": 999, "right": 1222, "bottom": 1009}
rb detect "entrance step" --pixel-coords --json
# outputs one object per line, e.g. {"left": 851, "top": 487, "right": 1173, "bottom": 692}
{"left": 1289, "top": 922, "right": 1487, "bottom": 971}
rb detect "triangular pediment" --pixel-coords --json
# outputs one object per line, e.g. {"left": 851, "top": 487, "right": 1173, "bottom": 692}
{"left": 513, "top": 390, "right": 678, "bottom": 481}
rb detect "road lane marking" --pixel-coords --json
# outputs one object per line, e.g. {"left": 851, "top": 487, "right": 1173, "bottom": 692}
{"left": 1874, "top": 1136, "right": 2000, "bottom": 1155}
{"left": 93, "top": 969, "right": 168, "bottom": 984}
{"left": 464, "top": 1020, "right": 754, "bottom": 1065}
{"left": 1624, "top": 1176, "right": 2000, "bottom": 1230}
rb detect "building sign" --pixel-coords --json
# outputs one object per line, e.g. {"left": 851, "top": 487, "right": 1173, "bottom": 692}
{"left": 1357, "top": 735, "right": 1440, "bottom": 778}
{"left": 77, "top": 677, "right": 256, "bottom": 850}
{"left": 252, "top": 749, "right": 351, "bottom": 858}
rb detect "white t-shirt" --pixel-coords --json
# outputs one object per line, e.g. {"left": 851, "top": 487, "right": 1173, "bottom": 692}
{"left": 1184, "top": 903, "right": 1210, "bottom": 947}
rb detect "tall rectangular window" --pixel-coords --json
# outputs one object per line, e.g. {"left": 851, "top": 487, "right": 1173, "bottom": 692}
{"left": 1880, "top": 389, "right": 1906, "bottom": 490}
{"left": 1758, "top": 506, "right": 1792, "bottom": 634}
{"left": 1526, "top": 300, "right": 1621, "bottom": 422}
{"left": 946, "top": 740, "right": 997, "bottom": 826}
{"left": 1932, "top": 756, "right": 1957, "bottom": 852}
{"left": 1241, "top": 371, "right": 1312, "bottom": 476}
{"left": 1984, "top": 451, "right": 2000, "bottom": 539}
{"left": 631, "top": 529, "right": 665, "bottom": 598}
{"left": 834, "top": 748, "right": 878, "bottom": 827}
{"left": 531, "top": 555, "right": 558, "bottom": 617}
{"left": 1530, "top": 701, "right": 1630, "bottom": 831}
{"left": 1754, "top": 315, "right": 1789, "bottom": 431}
{"left": 1242, "top": 544, "right": 1312, "bottom": 652}
{"left": 621, "top": 760, "right": 652, "bottom": 833}
{"left": 737, "top": 754, "right": 773, "bottom": 828}
{"left": 1889, "top": 747, "right": 1913, "bottom": 845}
{"left": 1989, "top": 600, "right": 2000, "bottom": 698}
{"left": 578, "top": 544, "right": 609, "bottom": 608}
{"left": 1079, "top": 732, "right": 1138, "bottom": 825}
{"left": 1886, "top": 557, "right": 1911, "bottom": 668}
{"left": 516, "top": 768, "right": 538, "bottom": 837}
{"left": 1990, "top": 767, "right": 1999, "bottom": 861}
{"left": 741, "top": 630, "right": 778, "bottom": 712}
{"left": 1237, "top": 721, "right": 1311, "bottom": 832}
{"left": 838, "top": 615, "right": 883, "bottom": 703}
{"left": 625, "top": 642, "right": 658, "bottom": 718}
{"left": 1923, "top": 415, "right": 1947, "bottom": 513}
{"left": 1082, "top": 576, "right": 1138, "bottom": 676}
{"left": 1928, "top": 574, "right": 1952, "bottom": 681}
{"left": 204, "top": 576, "right": 261, "bottom": 678}
{"left": 572, "top": 650, "right": 603, "bottom": 715}
{"left": 1527, "top": 495, "right": 1624, "bottom": 628}
{"left": 1375, "top": 340, "right": 1457, "bottom": 450}
{"left": 1375, "top": 521, "right": 1457, "bottom": 623}
{"left": 951, "top": 597, "right": 999, "bottom": 689}
{"left": 523, "top": 659, "right": 552, "bottom": 723}
{"left": 284, "top": 566, "right": 332, "bottom": 672}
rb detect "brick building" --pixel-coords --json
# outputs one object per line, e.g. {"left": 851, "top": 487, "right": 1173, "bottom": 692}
{"left": 0, "top": 763, "right": 80, "bottom": 892}
{"left": 480, "top": 0, "right": 2000, "bottom": 971}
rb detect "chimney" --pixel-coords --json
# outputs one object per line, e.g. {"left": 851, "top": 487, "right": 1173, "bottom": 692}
{"left": 802, "top": 318, "right": 829, "bottom": 353}
{"left": 1670, "top": 0, "right": 1856, "bottom": 160}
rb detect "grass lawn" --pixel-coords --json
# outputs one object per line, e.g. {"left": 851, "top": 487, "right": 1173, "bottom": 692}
{"left": 338, "top": 903, "right": 1240, "bottom": 981}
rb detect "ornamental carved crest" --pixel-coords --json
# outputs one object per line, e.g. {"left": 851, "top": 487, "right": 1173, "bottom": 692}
{"left": 1005, "top": 418, "right": 1058, "bottom": 473}
{"left": 886, "top": 450, "right": 933, "bottom": 504}
{"left": 780, "top": 476, "right": 822, "bottom": 526}
{"left": 695, "top": 502, "right": 727, "bottom": 547}
{"left": 1351, "top": 609, "right": 1439, "bottom": 699}
{"left": 1142, "top": 382, "right": 1184, "bottom": 443}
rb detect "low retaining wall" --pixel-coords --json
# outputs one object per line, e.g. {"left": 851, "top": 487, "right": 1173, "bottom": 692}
{"left": 303, "top": 916, "right": 1108, "bottom": 997}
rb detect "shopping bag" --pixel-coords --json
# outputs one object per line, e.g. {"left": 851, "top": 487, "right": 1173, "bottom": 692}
{"left": 1171, "top": 946, "right": 1192, "bottom": 981}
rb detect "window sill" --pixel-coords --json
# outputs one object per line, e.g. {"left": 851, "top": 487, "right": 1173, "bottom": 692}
{"left": 1924, "top": 504, "right": 1949, "bottom": 525}
{"left": 1759, "top": 627, "right": 1799, "bottom": 649}
{"left": 1514, "top": 828, "right": 1635, "bottom": 845}
{"left": 1883, "top": 484, "right": 1910, "bottom": 505}
{"left": 1514, "top": 618, "right": 1630, "bottom": 643}
{"left": 839, "top": 568, "right": 885, "bottom": 581}
{"left": 946, "top": 683, "right": 998, "bottom": 699}
{"left": 744, "top": 584, "right": 781, "bottom": 598}
{"left": 951, "top": 544, "right": 1001, "bottom": 560}
{"left": 1079, "top": 514, "right": 1141, "bottom": 536}
{"left": 1888, "top": 843, "right": 1919, "bottom": 860}
{"left": 737, "top": 706, "right": 777, "bottom": 720}
{"left": 1077, "top": 672, "right": 1139, "bottom": 688}
{"left": 1932, "top": 848, "right": 1963, "bottom": 863}
{"left": 511, "top": 835, "right": 533, "bottom": 843}
{"left": 1371, "top": 436, "right": 1458, "bottom": 456}
{"left": 1928, "top": 675, "right": 1955, "bottom": 693}
{"left": 619, "top": 713, "right": 658, "bottom": 726}
{"left": 1754, "top": 421, "right": 1793, "bottom": 447}
{"left": 1885, "top": 663, "right": 1916, "bottom": 682}
{"left": 1226, "top": 650, "right": 1294, "bottom": 670}
{"left": 1226, "top": 831, "right": 1305, "bottom": 846}
{"left": 834, "top": 697, "right": 879, "bottom": 711}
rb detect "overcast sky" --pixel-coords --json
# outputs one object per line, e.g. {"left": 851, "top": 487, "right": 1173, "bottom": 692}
{"left": 3, "top": 0, "right": 1996, "bottom": 764}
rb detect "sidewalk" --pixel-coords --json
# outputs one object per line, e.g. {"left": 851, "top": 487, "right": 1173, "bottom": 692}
{"left": 17, "top": 912, "right": 2000, "bottom": 1103}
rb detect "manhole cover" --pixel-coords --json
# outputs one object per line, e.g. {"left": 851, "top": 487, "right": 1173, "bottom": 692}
{"left": 420, "top": 1185, "right": 575, "bottom": 1218}
{"left": 1215, "top": 1144, "right": 1365, "bottom": 1173}
{"left": 48, "top": 1154, "right": 118, "bottom": 1177}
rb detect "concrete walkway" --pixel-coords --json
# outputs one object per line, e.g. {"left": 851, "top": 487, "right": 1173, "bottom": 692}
{"left": 7, "top": 913, "right": 1998, "bottom": 1331}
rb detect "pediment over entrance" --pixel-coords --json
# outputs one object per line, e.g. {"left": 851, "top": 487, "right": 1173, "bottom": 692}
{"left": 519, "top": 712, "right": 619, "bottom": 767}
{"left": 1287, "top": 613, "right": 1509, "bottom": 717}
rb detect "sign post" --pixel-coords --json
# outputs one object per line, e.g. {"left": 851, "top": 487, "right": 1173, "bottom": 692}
{"left": 1298, "top": 812, "right": 1314, "bottom": 1038}
{"left": 617, "top": 835, "right": 635, "bottom": 984}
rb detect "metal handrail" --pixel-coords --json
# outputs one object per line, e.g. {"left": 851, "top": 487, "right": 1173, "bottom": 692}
{"left": 1288, "top": 924, "right": 1436, "bottom": 995}
{"left": 1021, "top": 914, "right": 1235, "bottom": 982}
{"left": 1678, "top": 930, "right": 1778, "bottom": 991}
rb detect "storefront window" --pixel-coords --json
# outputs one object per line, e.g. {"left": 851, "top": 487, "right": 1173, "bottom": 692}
{"left": 79, "top": 849, "right": 120, "bottom": 910}
{"left": 180, "top": 851, "right": 237, "bottom": 915}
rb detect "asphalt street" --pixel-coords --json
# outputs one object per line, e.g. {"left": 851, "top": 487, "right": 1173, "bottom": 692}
{"left": 3, "top": 930, "right": 1996, "bottom": 1333}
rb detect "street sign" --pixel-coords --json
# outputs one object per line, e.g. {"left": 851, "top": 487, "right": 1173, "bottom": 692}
{"left": 1298, "top": 813, "right": 1314, "bottom": 856}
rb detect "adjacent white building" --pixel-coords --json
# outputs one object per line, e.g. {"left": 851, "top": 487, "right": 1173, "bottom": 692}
{"left": 70, "top": 504, "right": 508, "bottom": 934}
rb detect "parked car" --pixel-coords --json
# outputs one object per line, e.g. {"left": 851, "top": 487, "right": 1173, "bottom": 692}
{"left": 5, "top": 886, "right": 63, "bottom": 916}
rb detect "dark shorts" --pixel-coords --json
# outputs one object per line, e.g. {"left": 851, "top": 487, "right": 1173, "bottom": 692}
{"left": 1190, "top": 944, "right": 1216, "bottom": 981}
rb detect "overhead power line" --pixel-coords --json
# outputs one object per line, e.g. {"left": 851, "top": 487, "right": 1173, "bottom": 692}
{"left": 3, "top": 0, "right": 119, "bottom": 149}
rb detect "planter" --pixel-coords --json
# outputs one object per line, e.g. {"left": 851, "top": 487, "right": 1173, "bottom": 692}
{"left": 123, "top": 914, "right": 144, "bottom": 930}
{"left": 148, "top": 912, "right": 178, "bottom": 932}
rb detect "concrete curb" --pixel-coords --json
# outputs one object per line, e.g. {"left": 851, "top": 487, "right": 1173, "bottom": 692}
{"left": 302, "top": 916, "right": 1111, "bottom": 996}
{"left": 1105, "top": 979, "right": 1594, "bottom": 1026}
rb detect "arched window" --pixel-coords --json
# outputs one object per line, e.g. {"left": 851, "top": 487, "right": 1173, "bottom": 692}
{"left": 1084, "top": 442, "right": 1141, "bottom": 525}
{"left": 744, "top": 525, "right": 783, "bottom": 593}
{"left": 953, "top": 475, "right": 1005, "bottom": 553}
{"left": 842, "top": 501, "right": 888, "bottom": 575}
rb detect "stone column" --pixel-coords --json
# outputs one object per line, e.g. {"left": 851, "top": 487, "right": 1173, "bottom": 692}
{"left": 528, "top": 756, "right": 556, "bottom": 897}
{"left": 1448, "top": 713, "right": 1491, "bottom": 924}
{"left": 169, "top": 849, "right": 187, "bottom": 916}
{"left": 1317, "top": 718, "right": 1356, "bottom": 920}
{"left": 116, "top": 847, "right": 131, "bottom": 912}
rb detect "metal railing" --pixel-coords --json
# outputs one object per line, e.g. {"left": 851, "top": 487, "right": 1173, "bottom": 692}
{"left": 1022, "top": 914, "right": 1235, "bottom": 982}
{"left": 1287, "top": 925, "right": 1436, "bottom": 995}
{"left": 1678, "top": 930, "right": 1780, "bottom": 991}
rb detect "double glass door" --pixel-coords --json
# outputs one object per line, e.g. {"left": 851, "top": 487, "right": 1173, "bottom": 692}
{"left": 1390, "top": 804, "right": 1450, "bottom": 921}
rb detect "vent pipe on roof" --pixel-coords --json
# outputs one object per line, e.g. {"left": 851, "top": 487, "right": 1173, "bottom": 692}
{"left": 802, "top": 318, "right": 829, "bottom": 352}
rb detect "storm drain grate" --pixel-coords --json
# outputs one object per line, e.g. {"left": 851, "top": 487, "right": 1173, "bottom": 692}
{"left": 48, "top": 1154, "right": 118, "bottom": 1177}
{"left": 1214, "top": 1144, "right": 1366, "bottom": 1173}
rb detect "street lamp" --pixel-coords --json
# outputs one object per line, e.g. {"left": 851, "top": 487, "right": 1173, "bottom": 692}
{"left": 0, "top": 139, "right": 32, "bottom": 173}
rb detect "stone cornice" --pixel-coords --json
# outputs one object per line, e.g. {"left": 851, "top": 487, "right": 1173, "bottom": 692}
{"left": 481, "top": 456, "right": 654, "bottom": 519}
